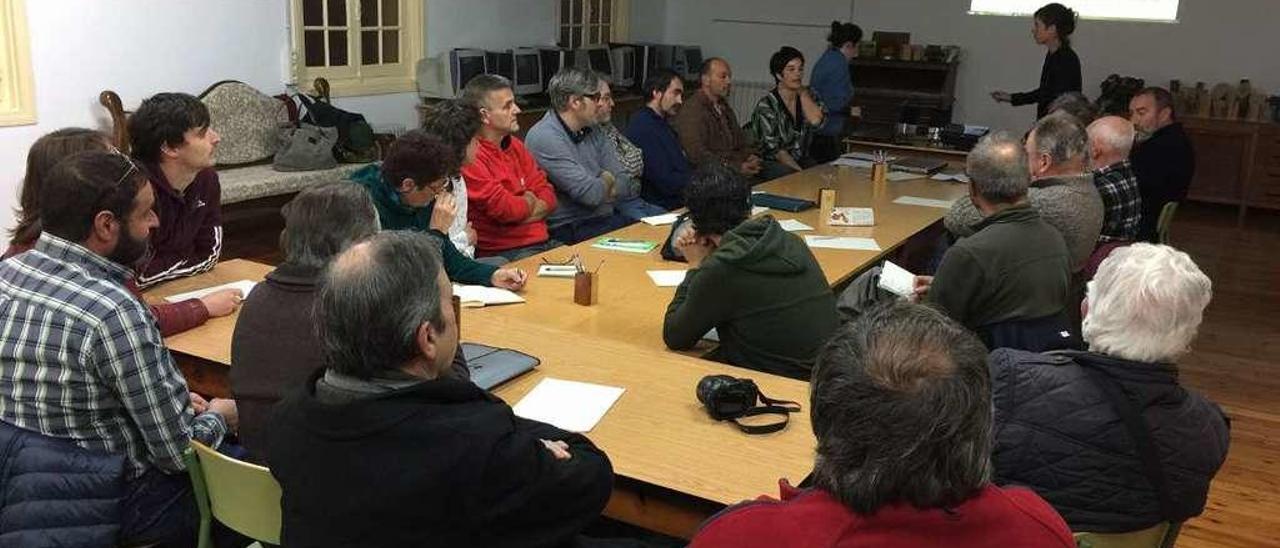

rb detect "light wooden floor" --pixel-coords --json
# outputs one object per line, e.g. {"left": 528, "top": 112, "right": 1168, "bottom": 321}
{"left": 1165, "top": 204, "right": 1280, "bottom": 548}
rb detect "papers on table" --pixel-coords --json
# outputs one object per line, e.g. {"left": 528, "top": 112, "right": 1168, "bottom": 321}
{"left": 878, "top": 260, "right": 916, "bottom": 298}
{"left": 930, "top": 172, "right": 970, "bottom": 183}
{"left": 453, "top": 284, "right": 526, "bottom": 308}
{"left": 537, "top": 264, "right": 579, "bottom": 278}
{"left": 842, "top": 151, "right": 898, "bottom": 163}
{"left": 827, "top": 207, "right": 875, "bottom": 227}
{"left": 512, "top": 378, "right": 625, "bottom": 433}
{"left": 893, "top": 195, "right": 956, "bottom": 209}
{"left": 646, "top": 270, "right": 688, "bottom": 287}
{"left": 751, "top": 206, "right": 769, "bottom": 216}
{"left": 640, "top": 212, "right": 680, "bottom": 226}
{"left": 164, "top": 280, "right": 257, "bottom": 303}
{"left": 830, "top": 157, "right": 872, "bottom": 169}
{"left": 804, "top": 236, "right": 882, "bottom": 251}
{"left": 592, "top": 238, "right": 658, "bottom": 254}
{"left": 777, "top": 219, "right": 815, "bottom": 232}
{"left": 886, "top": 171, "right": 924, "bottom": 182}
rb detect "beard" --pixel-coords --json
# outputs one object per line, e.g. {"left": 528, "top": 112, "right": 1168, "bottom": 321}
{"left": 1134, "top": 128, "right": 1154, "bottom": 144}
{"left": 108, "top": 226, "right": 152, "bottom": 270}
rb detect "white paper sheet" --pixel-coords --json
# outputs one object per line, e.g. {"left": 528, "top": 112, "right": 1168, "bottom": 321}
{"left": 164, "top": 280, "right": 257, "bottom": 303}
{"left": 841, "top": 151, "right": 898, "bottom": 163}
{"left": 640, "top": 212, "right": 680, "bottom": 226}
{"left": 804, "top": 236, "right": 882, "bottom": 251}
{"left": 930, "top": 172, "right": 970, "bottom": 183}
{"left": 537, "top": 264, "right": 579, "bottom": 278}
{"left": 827, "top": 207, "right": 875, "bottom": 227}
{"left": 886, "top": 171, "right": 924, "bottom": 181}
{"left": 878, "top": 260, "right": 916, "bottom": 298}
{"left": 830, "top": 157, "right": 872, "bottom": 169}
{"left": 751, "top": 206, "right": 768, "bottom": 216}
{"left": 453, "top": 284, "right": 526, "bottom": 307}
{"left": 646, "top": 270, "right": 688, "bottom": 287}
{"left": 777, "top": 219, "right": 815, "bottom": 232}
{"left": 893, "top": 195, "right": 956, "bottom": 209}
{"left": 512, "top": 378, "right": 625, "bottom": 433}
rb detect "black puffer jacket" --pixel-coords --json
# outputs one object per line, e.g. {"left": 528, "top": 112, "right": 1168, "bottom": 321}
{"left": 989, "top": 349, "right": 1230, "bottom": 533}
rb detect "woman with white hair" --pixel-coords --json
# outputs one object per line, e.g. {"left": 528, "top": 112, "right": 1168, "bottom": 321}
{"left": 987, "top": 243, "right": 1230, "bottom": 534}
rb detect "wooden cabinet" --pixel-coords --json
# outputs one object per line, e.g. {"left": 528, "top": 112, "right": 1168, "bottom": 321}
{"left": 1182, "top": 116, "right": 1280, "bottom": 222}
{"left": 848, "top": 58, "right": 958, "bottom": 137}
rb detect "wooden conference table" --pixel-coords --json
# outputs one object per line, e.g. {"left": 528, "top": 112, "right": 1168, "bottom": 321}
{"left": 145, "top": 161, "right": 967, "bottom": 538}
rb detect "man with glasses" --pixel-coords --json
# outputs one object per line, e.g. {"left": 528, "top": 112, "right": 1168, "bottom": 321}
{"left": 527, "top": 67, "right": 665, "bottom": 244}
{"left": 350, "top": 130, "right": 527, "bottom": 290}
{"left": 460, "top": 74, "right": 562, "bottom": 262}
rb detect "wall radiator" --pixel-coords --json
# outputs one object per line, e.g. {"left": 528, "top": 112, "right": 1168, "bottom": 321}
{"left": 726, "top": 80, "right": 773, "bottom": 126}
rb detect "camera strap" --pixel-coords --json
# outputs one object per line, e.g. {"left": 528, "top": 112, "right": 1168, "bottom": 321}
{"left": 729, "top": 392, "right": 802, "bottom": 435}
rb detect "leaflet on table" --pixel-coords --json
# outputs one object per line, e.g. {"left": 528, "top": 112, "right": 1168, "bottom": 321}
{"left": 777, "top": 219, "right": 815, "bottom": 232}
{"left": 646, "top": 270, "right": 688, "bottom": 287}
{"left": 453, "top": 284, "right": 525, "bottom": 307}
{"left": 164, "top": 280, "right": 258, "bottom": 303}
{"left": 827, "top": 207, "right": 874, "bottom": 227}
{"left": 804, "top": 236, "right": 881, "bottom": 251}
{"left": 640, "top": 212, "right": 680, "bottom": 226}
{"left": 893, "top": 195, "right": 956, "bottom": 209}
{"left": 512, "top": 378, "right": 625, "bottom": 433}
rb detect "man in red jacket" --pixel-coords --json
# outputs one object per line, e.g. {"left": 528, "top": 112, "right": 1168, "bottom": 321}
{"left": 690, "top": 301, "right": 1075, "bottom": 548}
{"left": 460, "top": 75, "right": 561, "bottom": 261}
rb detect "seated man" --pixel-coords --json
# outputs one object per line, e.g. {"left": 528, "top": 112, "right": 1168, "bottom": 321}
{"left": 460, "top": 74, "right": 561, "bottom": 261}
{"left": 1087, "top": 116, "right": 1143, "bottom": 243}
{"left": 841, "top": 132, "right": 1072, "bottom": 349}
{"left": 0, "top": 152, "right": 236, "bottom": 546}
{"left": 128, "top": 92, "right": 224, "bottom": 288}
{"left": 266, "top": 231, "right": 613, "bottom": 546}
{"left": 663, "top": 163, "right": 837, "bottom": 380}
{"left": 946, "top": 113, "right": 1103, "bottom": 273}
{"left": 230, "top": 182, "right": 379, "bottom": 458}
{"left": 690, "top": 302, "right": 1075, "bottom": 547}
{"left": 349, "top": 130, "right": 526, "bottom": 290}
{"left": 526, "top": 67, "right": 663, "bottom": 244}
{"left": 674, "top": 58, "right": 763, "bottom": 180}
{"left": 419, "top": 99, "right": 483, "bottom": 258}
{"left": 626, "top": 68, "right": 692, "bottom": 210}
{"left": 1130, "top": 87, "right": 1195, "bottom": 242}
{"left": 991, "top": 243, "right": 1230, "bottom": 532}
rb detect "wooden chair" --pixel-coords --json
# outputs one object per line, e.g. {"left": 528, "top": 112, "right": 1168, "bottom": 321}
{"left": 184, "top": 442, "right": 282, "bottom": 548}
{"left": 1074, "top": 522, "right": 1182, "bottom": 548}
{"left": 1156, "top": 202, "right": 1179, "bottom": 245}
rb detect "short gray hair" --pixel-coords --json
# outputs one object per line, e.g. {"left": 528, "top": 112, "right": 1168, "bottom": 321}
{"left": 1083, "top": 243, "right": 1213, "bottom": 363}
{"left": 315, "top": 231, "right": 447, "bottom": 379}
{"left": 460, "top": 74, "right": 512, "bottom": 109}
{"left": 966, "top": 131, "right": 1030, "bottom": 203}
{"left": 1086, "top": 116, "right": 1136, "bottom": 157}
{"left": 547, "top": 66, "right": 603, "bottom": 111}
{"left": 280, "top": 182, "right": 379, "bottom": 270}
{"left": 1030, "top": 112, "right": 1088, "bottom": 165}
{"left": 1047, "top": 92, "right": 1099, "bottom": 125}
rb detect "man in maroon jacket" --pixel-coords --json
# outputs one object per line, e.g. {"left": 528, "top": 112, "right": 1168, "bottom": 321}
{"left": 128, "top": 93, "right": 226, "bottom": 288}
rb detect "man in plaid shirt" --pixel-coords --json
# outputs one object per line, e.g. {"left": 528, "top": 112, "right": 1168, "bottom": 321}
{"left": 0, "top": 151, "right": 236, "bottom": 545}
{"left": 1086, "top": 117, "right": 1143, "bottom": 243}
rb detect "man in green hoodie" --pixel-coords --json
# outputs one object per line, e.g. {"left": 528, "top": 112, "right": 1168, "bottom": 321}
{"left": 663, "top": 163, "right": 838, "bottom": 380}
{"left": 349, "top": 130, "right": 526, "bottom": 290}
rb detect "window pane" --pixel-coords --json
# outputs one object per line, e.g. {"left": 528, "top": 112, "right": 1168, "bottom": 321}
{"left": 589, "top": 25, "right": 599, "bottom": 45}
{"left": 382, "top": 0, "right": 399, "bottom": 25}
{"left": 302, "top": 0, "right": 324, "bottom": 26}
{"left": 602, "top": 23, "right": 611, "bottom": 41}
{"left": 589, "top": 0, "right": 600, "bottom": 24}
{"left": 560, "top": 0, "right": 571, "bottom": 25}
{"left": 383, "top": 30, "right": 399, "bottom": 63}
{"left": 328, "top": 30, "right": 348, "bottom": 66}
{"left": 601, "top": 0, "right": 611, "bottom": 23}
{"left": 304, "top": 30, "right": 326, "bottom": 66}
{"left": 327, "top": 0, "right": 346, "bottom": 26}
{"left": 361, "top": 30, "right": 379, "bottom": 64}
{"left": 360, "top": 0, "right": 377, "bottom": 26}
{"left": 559, "top": 26, "right": 571, "bottom": 48}
{"left": 572, "top": 0, "right": 583, "bottom": 24}
{"left": 572, "top": 28, "right": 582, "bottom": 49}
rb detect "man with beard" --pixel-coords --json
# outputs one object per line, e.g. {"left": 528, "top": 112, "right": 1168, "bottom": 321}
{"left": 626, "top": 68, "right": 694, "bottom": 210}
{"left": 0, "top": 152, "right": 238, "bottom": 546}
{"left": 1129, "top": 87, "right": 1195, "bottom": 242}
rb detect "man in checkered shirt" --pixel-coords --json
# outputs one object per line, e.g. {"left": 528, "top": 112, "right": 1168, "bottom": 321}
{"left": 1086, "top": 116, "right": 1143, "bottom": 243}
{"left": 0, "top": 151, "right": 236, "bottom": 545}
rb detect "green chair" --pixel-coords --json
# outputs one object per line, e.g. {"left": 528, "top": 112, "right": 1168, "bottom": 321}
{"left": 1156, "top": 202, "right": 1179, "bottom": 244}
{"left": 1074, "top": 521, "right": 1182, "bottom": 548}
{"left": 184, "top": 441, "right": 282, "bottom": 548}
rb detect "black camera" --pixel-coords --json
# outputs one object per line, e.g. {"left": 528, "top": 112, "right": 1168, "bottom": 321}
{"left": 696, "top": 375, "right": 801, "bottom": 434}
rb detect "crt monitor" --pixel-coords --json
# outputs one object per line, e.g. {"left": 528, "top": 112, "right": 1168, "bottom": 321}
{"left": 510, "top": 48, "right": 543, "bottom": 95}
{"left": 484, "top": 51, "right": 503, "bottom": 76}
{"left": 539, "top": 48, "right": 570, "bottom": 85}
{"left": 575, "top": 45, "right": 612, "bottom": 77}
{"left": 450, "top": 49, "right": 487, "bottom": 93}
{"left": 608, "top": 46, "right": 635, "bottom": 87}
{"left": 415, "top": 53, "right": 452, "bottom": 98}
{"left": 676, "top": 45, "right": 702, "bottom": 81}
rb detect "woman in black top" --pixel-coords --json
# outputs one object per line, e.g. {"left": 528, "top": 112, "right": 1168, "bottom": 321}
{"left": 992, "top": 3, "right": 1082, "bottom": 119}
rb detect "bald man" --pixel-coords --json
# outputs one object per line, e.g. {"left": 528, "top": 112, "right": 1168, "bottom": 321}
{"left": 673, "top": 58, "right": 763, "bottom": 179}
{"left": 1087, "top": 116, "right": 1143, "bottom": 243}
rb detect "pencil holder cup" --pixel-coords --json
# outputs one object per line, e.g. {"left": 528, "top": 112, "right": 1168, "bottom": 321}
{"left": 574, "top": 271, "right": 598, "bottom": 306}
{"left": 871, "top": 162, "right": 888, "bottom": 185}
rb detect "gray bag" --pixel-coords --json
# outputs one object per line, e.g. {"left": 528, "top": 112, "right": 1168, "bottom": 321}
{"left": 273, "top": 123, "right": 338, "bottom": 172}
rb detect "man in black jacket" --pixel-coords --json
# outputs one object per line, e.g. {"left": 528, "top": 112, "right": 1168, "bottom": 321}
{"left": 266, "top": 231, "right": 613, "bottom": 547}
{"left": 1130, "top": 87, "right": 1195, "bottom": 242}
{"left": 990, "top": 243, "right": 1229, "bottom": 533}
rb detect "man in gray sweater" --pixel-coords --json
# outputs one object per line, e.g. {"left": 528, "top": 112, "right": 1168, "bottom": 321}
{"left": 945, "top": 112, "right": 1103, "bottom": 273}
{"left": 526, "top": 67, "right": 665, "bottom": 244}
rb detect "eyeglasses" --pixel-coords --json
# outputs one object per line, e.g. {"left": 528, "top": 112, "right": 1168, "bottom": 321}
{"left": 581, "top": 93, "right": 602, "bottom": 102}
{"left": 107, "top": 146, "right": 141, "bottom": 187}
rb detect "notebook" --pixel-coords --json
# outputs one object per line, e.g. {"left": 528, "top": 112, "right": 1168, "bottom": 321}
{"left": 461, "top": 342, "right": 540, "bottom": 390}
{"left": 453, "top": 284, "right": 525, "bottom": 307}
{"left": 890, "top": 157, "right": 948, "bottom": 175}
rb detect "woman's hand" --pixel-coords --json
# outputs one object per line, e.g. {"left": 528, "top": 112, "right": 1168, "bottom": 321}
{"left": 991, "top": 91, "right": 1012, "bottom": 103}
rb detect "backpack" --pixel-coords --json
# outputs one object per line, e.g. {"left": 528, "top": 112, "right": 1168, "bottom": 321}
{"left": 296, "top": 93, "right": 377, "bottom": 163}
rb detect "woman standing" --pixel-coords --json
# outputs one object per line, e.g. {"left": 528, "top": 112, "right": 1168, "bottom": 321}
{"left": 809, "top": 21, "right": 863, "bottom": 163}
{"left": 750, "top": 46, "right": 825, "bottom": 178}
{"left": 992, "top": 3, "right": 1081, "bottom": 119}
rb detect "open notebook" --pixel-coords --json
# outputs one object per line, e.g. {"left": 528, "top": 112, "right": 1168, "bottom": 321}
{"left": 453, "top": 284, "right": 525, "bottom": 308}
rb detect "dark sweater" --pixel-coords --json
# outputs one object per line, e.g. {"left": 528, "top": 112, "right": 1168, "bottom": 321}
{"left": 1011, "top": 45, "right": 1082, "bottom": 119}
{"left": 137, "top": 164, "right": 222, "bottom": 288}
{"left": 664, "top": 216, "right": 838, "bottom": 380}
{"left": 1130, "top": 123, "right": 1195, "bottom": 242}
{"left": 929, "top": 206, "right": 1070, "bottom": 330}
{"left": 626, "top": 106, "right": 692, "bottom": 210}
{"left": 266, "top": 370, "right": 612, "bottom": 548}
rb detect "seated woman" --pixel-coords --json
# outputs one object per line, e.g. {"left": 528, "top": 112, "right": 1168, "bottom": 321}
{"left": 662, "top": 163, "right": 837, "bottom": 380}
{"left": 749, "top": 46, "right": 826, "bottom": 179}
{"left": 3, "top": 128, "right": 241, "bottom": 336}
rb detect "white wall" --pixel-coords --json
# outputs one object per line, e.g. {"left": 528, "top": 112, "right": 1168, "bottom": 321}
{"left": 426, "top": 0, "right": 558, "bottom": 55}
{"left": 850, "top": 0, "right": 1280, "bottom": 132}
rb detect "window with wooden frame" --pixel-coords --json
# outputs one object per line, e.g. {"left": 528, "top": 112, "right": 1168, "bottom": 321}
{"left": 289, "top": 0, "right": 423, "bottom": 96}
{"left": 0, "top": 0, "right": 36, "bottom": 126}
{"left": 557, "top": 0, "right": 629, "bottom": 49}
